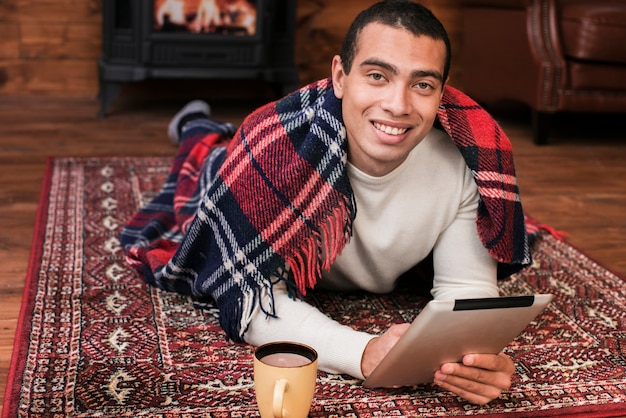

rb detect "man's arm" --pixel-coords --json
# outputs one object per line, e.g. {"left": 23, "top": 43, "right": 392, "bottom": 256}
{"left": 244, "top": 280, "right": 375, "bottom": 379}
{"left": 430, "top": 168, "right": 514, "bottom": 403}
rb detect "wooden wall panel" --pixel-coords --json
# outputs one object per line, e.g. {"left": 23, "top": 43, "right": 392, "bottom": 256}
{"left": 20, "top": 22, "right": 100, "bottom": 60}
{"left": 0, "top": 0, "right": 101, "bottom": 97}
{"left": 0, "top": 22, "right": 21, "bottom": 60}
{"left": 0, "top": 0, "right": 466, "bottom": 98}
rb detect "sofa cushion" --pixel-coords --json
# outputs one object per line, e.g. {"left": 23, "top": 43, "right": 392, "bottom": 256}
{"left": 561, "top": 2, "right": 626, "bottom": 64}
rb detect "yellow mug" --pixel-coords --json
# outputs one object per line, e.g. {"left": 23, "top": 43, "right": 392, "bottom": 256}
{"left": 253, "top": 342, "right": 318, "bottom": 418}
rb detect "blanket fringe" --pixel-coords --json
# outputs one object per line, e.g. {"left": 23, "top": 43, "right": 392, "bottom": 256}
{"left": 219, "top": 278, "right": 277, "bottom": 342}
{"left": 284, "top": 201, "right": 353, "bottom": 297}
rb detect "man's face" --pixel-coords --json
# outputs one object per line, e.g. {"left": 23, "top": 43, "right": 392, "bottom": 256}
{"left": 332, "top": 22, "right": 447, "bottom": 177}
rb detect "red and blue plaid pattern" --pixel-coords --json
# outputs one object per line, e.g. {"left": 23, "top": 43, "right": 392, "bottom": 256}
{"left": 121, "top": 78, "right": 530, "bottom": 341}
{"left": 437, "top": 87, "right": 531, "bottom": 277}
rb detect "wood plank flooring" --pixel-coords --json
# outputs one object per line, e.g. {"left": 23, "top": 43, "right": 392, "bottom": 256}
{"left": 1, "top": 94, "right": 625, "bottom": 413}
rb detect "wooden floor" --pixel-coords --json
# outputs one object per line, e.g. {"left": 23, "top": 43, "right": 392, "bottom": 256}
{"left": 1, "top": 92, "right": 625, "bottom": 413}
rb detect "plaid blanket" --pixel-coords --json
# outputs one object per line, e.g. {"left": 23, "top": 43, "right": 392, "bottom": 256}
{"left": 121, "top": 78, "right": 531, "bottom": 341}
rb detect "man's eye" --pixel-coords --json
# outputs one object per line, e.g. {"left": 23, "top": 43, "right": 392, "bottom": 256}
{"left": 416, "top": 82, "right": 433, "bottom": 90}
{"left": 369, "top": 73, "right": 385, "bottom": 81}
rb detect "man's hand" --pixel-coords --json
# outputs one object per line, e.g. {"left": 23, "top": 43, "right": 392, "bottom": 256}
{"left": 433, "top": 352, "right": 515, "bottom": 405}
{"left": 361, "top": 323, "right": 410, "bottom": 378}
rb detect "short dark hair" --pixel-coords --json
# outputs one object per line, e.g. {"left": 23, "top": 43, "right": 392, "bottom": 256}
{"left": 339, "top": 0, "right": 451, "bottom": 83}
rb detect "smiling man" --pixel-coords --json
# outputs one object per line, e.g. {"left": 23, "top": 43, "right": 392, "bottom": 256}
{"left": 121, "top": 0, "right": 531, "bottom": 406}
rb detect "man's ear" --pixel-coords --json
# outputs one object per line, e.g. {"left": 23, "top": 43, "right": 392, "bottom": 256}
{"left": 331, "top": 55, "right": 345, "bottom": 99}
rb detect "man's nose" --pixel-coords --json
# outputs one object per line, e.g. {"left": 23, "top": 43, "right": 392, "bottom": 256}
{"left": 381, "top": 85, "right": 411, "bottom": 116}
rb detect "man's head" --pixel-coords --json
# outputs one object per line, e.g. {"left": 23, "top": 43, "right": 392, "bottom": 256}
{"left": 331, "top": 1, "right": 451, "bottom": 177}
{"left": 339, "top": 0, "right": 451, "bottom": 83}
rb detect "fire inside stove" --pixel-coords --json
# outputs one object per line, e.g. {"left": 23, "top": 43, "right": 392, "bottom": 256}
{"left": 153, "top": 0, "right": 257, "bottom": 35}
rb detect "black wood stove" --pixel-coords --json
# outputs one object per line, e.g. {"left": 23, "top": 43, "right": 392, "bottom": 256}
{"left": 98, "top": 0, "right": 298, "bottom": 117}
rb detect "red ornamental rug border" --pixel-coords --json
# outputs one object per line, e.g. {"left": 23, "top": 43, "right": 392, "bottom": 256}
{"left": 3, "top": 156, "right": 626, "bottom": 417}
{"left": 3, "top": 158, "right": 54, "bottom": 417}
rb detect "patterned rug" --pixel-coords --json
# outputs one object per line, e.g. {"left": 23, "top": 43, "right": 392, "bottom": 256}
{"left": 3, "top": 157, "right": 626, "bottom": 417}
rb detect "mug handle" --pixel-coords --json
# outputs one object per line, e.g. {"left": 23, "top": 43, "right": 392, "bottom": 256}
{"left": 272, "top": 378, "right": 288, "bottom": 418}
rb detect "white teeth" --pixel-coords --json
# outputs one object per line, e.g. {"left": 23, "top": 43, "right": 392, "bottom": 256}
{"left": 374, "top": 122, "right": 407, "bottom": 135}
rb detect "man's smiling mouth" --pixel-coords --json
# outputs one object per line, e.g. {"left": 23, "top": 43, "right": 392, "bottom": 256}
{"left": 373, "top": 122, "right": 408, "bottom": 135}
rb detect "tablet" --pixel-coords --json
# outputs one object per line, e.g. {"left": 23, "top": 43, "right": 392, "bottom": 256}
{"left": 363, "top": 294, "right": 553, "bottom": 388}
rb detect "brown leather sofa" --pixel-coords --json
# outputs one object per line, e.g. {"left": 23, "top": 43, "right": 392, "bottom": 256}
{"left": 461, "top": 0, "right": 626, "bottom": 144}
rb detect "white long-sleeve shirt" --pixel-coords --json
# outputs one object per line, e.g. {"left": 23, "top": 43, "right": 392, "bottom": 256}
{"left": 244, "top": 128, "right": 498, "bottom": 379}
